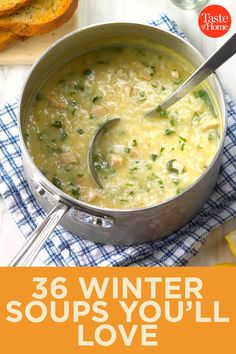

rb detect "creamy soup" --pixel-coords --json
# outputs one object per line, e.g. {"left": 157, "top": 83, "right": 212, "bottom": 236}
{"left": 25, "top": 42, "right": 221, "bottom": 209}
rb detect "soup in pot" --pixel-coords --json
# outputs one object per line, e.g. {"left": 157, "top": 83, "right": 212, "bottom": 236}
{"left": 25, "top": 42, "right": 221, "bottom": 209}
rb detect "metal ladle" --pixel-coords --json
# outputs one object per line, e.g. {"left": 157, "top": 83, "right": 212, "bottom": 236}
{"left": 88, "top": 118, "right": 121, "bottom": 188}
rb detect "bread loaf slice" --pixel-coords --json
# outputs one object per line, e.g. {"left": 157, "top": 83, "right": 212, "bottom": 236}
{"left": 0, "top": 0, "right": 32, "bottom": 17}
{"left": 0, "top": 30, "right": 18, "bottom": 50}
{"left": 0, "top": 0, "right": 78, "bottom": 36}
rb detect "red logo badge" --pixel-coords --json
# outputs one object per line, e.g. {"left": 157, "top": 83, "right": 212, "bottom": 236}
{"left": 198, "top": 5, "right": 231, "bottom": 38}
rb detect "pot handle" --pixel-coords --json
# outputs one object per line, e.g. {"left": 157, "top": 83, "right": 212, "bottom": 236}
{"left": 8, "top": 202, "right": 69, "bottom": 267}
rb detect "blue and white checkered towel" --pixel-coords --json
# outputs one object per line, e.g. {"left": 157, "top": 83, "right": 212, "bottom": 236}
{"left": 0, "top": 14, "right": 236, "bottom": 266}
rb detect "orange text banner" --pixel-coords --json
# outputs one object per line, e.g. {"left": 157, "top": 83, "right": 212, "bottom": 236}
{"left": 0, "top": 267, "right": 235, "bottom": 353}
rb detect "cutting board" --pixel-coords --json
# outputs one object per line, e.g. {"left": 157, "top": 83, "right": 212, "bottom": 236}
{"left": 0, "top": 10, "right": 79, "bottom": 65}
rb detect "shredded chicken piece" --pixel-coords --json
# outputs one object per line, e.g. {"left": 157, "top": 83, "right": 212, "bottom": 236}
{"left": 202, "top": 120, "right": 219, "bottom": 131}
{"left": 60, "top": 151, "right": 78, "bottom": 165}
{"left": 124, "top": 85, "right": 134, "bottom": 98}
{"left": 90, "top": 105, "right": 107, "bottom": 118}
{"left": 171, "top": 70, "right": 179, "bottom": 79}
{"left": 172, "top": 160, "right": 185, "bottom": 173}
{"left": 44, "top": 92, "right": 67, "bottom": 109}
{"left": 109, "top": 153, "right": 124, "bottom": 168}
{"left": 87, "top": 189, "right": 100, "bottom": 202}
{"left": 132, "top": 61, "right": 151, "bottom": 81}
{"left": 138, "top": 71, "right": 151, "bottom": 81}
{"left": 130, "top": 146, "right": 140, "bottom": 157}
{"left": 132, "top": 61, "right": 144, "bottom": 70}
{"left": 116, "top": 68, "right": 128, "bottom": 80}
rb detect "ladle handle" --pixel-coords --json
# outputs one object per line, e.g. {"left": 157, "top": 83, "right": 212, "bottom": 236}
{"left": 203, "top": 32, "right": 236, "bottom": 72}
{"left": 146, "top": 32, "right": 236, "bottom": 114}
{"left": 165, "top": 33, "right": 236, "bottom": 105}
{"left": 8, "top": 202, "right": 69, "bottom": 267}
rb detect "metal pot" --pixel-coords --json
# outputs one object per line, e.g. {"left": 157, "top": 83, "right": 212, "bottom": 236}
{"left": 10, "top": 22, "right": 227, "bottom": 266}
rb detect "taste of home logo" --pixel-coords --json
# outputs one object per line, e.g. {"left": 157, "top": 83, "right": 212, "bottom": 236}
{"left": 198, "top": 5, "right": 231, "bottom": 38}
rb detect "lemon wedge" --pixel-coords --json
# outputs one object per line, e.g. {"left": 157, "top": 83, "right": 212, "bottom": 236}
{"left": 225, "top": 230, "right": 236, "bottom": 257}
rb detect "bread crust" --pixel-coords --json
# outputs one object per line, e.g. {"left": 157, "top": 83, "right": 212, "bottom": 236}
{"left": 0, "top": 0, "right": 32, "bottom": 17}
{"left": 0, "top": 31, "right": 18, "bottom": 50}
{"left": 0, "top": 0, "right": 79, "bottom": 36}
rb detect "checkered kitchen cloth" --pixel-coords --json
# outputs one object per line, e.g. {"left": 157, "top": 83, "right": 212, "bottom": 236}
{"left": 0, "top": 14, "right": 236, "bottom": 266}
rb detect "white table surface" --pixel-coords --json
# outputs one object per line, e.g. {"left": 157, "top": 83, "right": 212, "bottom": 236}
{"left": 0, "top": 0, "right": 235, "bottom": 266}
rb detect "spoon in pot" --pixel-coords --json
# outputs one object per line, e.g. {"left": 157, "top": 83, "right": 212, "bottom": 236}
{"left": 88, "top": 118, "right": 121, "bottom": 188}
{"left": 145, "top": 32, "right": 236, "bottom": 116}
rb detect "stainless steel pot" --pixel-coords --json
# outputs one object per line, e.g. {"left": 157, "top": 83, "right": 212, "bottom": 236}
{"left": 10, "top": 22, "right": 227, "bottom": 266}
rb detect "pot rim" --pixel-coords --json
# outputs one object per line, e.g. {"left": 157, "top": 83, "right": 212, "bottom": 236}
{"left": 18, "top": 21, "right": 227, "bottom": 214}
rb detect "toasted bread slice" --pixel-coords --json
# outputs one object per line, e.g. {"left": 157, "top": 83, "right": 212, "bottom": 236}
{"left": 0, "top": 0, "right": 32, "bottom": 17}
{"left": 0, "top": 30, "right": 18, "bottom": 50}
{"left": 0, "top": 0, "right": 78, "bottom": 36}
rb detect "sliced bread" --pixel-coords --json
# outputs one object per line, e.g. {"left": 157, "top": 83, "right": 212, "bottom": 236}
{"left": 0, "top": 0, "right": 32, "bottom": 17}
{"left": 0, "top": 30, "right": 18, "bottom": 50}
{"left": 0, "top": 0, "right": 78, "bottom": 36}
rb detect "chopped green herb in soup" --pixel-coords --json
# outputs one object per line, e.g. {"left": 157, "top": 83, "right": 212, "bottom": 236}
{"left": 25, "top": 42, "right": 221, "bottom": 209}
